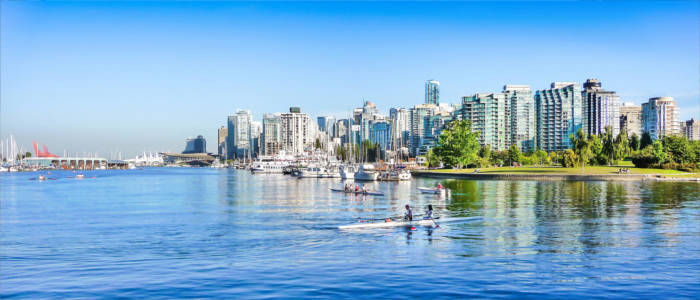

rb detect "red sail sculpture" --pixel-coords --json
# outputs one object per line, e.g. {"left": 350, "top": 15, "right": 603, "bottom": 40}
{"left": 33, "top": 141, "right": 59, "bottom": 158}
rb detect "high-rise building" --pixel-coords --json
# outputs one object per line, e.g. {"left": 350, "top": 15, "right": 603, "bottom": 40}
{"left": 358, "top": 101, "right": 379, "bottom": 141}
{"left": 250, "top": 121, "right": 262, "bottom": 157}
{"left": 681, "top": 118, "right": 700, "bottom": 141}
{"left": 317, "top": 116, "right": 335, "bottom": 134}
{"left": 217, "top": 126, "right": 227, "bottom": 158}
{"left": 409, "top": 104, "right": 437, "bottom": 156}
{"left": 425, "top": 79, "right": 440, "bottom": 105}
{"left": 183, "top": 135, "right": 206, "bottom": 154}
{"left": 535, "top": 82, "right": 583, "bottom": 151}
{"left": 582, "top": 79, "right": 620, "bottom": 136}
{"left": 504, "top": 85, "right": 535, "bottom": 152}
{"left": 619, "top": 102, "right": 642, "bottom": 137}
{"left": 457, "top": 93, "right": 508, "bottom": 151}
{"left": 642, "top": 97, "right": 679, "bottom": 140}
{"left": 370, "top": 120, "right": 392, "bottom": 150}
{"left": 280, "top": 107, "right": 313, "bottom": 155}
{"left": 390, "top": 107, "right": 410, "bottom": 149}
{"left": 227, "top": 110, "right": 252, "bottom": 159}
{"left": 262, "top": 113, "right": 281, "bottom": 156}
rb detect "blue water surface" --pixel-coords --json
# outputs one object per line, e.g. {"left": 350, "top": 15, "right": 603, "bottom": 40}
{"left": 1, "top": 168, "right": 699, "bottom": 298}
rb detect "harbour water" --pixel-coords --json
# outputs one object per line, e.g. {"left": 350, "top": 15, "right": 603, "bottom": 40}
{"left": 1, "top": 168, "right": 699, "bottom": 298}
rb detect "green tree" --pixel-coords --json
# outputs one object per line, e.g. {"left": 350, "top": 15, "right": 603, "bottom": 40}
{"left": 433, "top": 120, "right": 480, "bottom": 168}
{"left": 661, "top": 135, "right": 691, "bottom": 164}
{"left": 612, "top": 127, "right": 631, "bottom": 165}
{"left": 534, "top": 149, "right": 549, "bottom": 165}
{"left": 601, "top": 126, "right": 615, "bottom": 165}
{"left": 25, "top": 152, "right": 32, "bottom": 158}
{"left": 589, "top": 134, "right": 604, "bottom": 165}
{"left": 426, "top": 149, "right": 441, "bottom": 168}
{"left": 507, "top": 144, "right": 522, "bottom": 166}
{"left": 548, "top": 151, "right": 559, "bottom": 165}
{"left": 479, "top": 145, "right": 491, "bottom": 160}
{"left": 570, "top": 128, "right": 592, "bottom": 172}
{"left": 640, "top": 132, "right": 653, "bottom": 149}
{"left": 562, "top": 149, "right": 579, "bottom": 168}
{"left": 629, "top": 133, "right": 641, "bottom": 151}
{"left": 314, "top": 138, "right": 322, "bottom": 150}
{"left": 652, "top": 140, "right": 666, "bottom": 164}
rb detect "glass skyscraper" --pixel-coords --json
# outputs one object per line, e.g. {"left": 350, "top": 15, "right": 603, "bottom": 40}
{"left": 535, "top": 82, "right": 582, "bottom": 151}
{"left": 425, "top": 79, "right": 440, "bottom": 105}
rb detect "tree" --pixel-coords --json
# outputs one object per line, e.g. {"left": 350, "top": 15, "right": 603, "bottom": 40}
{"left": 589, "top": 134, "right": 604, "bottom": 165}
{"left": 314, "top": 138, "right": 322, "bottom": 150}
{"left": 629, "top": 133, "right": 641, "bottom": 151}
{"left": 601, "top": 126, "right": 615, "bottom": 165}
{"left": 479, "top": 145, "right": 491, "bottom": 160}
{"left": 507, "top": 144, "right": 522, "bottom": 166}
{"left": 562, "top": 149, "right": 579, "bottom": 168}
{"left": 652, "top": 140, "right": 666, "bottom": 164}
{"left": 25, "top": 152, "right": 32, "bottom": 158}
{"left": 661, "top": 135, "right": 691, "bottom": 164}
{"left": 548, "top": 151, "right": 559, "bottom": 165}
{"left": 433, "top": 120, "right": 480, "bottom": 169}
{"left": 570, "top": 128, "right": 592, "bottom": 172}
{"left": 640, "top": 132, "right": 653, "bottom": 149}
{"left": 426, "top": 149, "right": 441, "bottom": 168}
{"left": 612, "top": 127, "right": 630, "bottom": 165}
{"left": 535, "top": 149, "right": 549, "bottom": 165}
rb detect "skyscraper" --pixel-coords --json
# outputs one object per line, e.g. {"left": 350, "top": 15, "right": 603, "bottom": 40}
{"left": 409, "top": 104, "right": 437, "bottom": 156}
{"left": 262, "top": 113, "right": 281, "bottom": 156}
{"left": 458, "top": 93, "right": 508, "bottom": 151}
{"left": 390, "top": 107, "right": 410, "bottom": 149}
{"left": 504, "top": 85, "right": 535, "bottom": 152}
{"left": 642, "top": 97, "right": 679, "bottom": 140}
{"left": 217, "top": 126, "right": 227, "bottom": 158}
{"left": 681, "top": 118, "right": 700, "bottom": 141}
{"left": 582, "top": 79, "right": 620, "bottom": 136}
{"left": 425, "top": 80, "right": 440, "bottom": 105}
{"left": 619, "top": 102, "right": 642, "bottom": 137}
{"left": 227, "top": 109, "right": 252, "bottom": 159}
{"left": 183, "top": 135, "right": 206, "bottom": 154}
{"left": 370, "top": 120, "right": 392, "bottom": 150}
{"left": 535, "top": 82, "right": 583, "bottom": 151}
{"left": 280, "top": 107, "right": 313, "bottom": 155}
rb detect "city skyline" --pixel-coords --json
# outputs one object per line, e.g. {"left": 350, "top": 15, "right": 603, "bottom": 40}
{"left": 2, "top": 1, "right": 699, "bottom": 156}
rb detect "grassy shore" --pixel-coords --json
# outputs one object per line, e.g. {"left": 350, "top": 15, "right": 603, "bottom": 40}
{"left": 416, "top": 166, "right": 697, "bottom": 176}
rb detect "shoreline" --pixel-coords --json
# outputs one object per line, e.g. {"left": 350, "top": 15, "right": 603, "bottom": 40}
{"left": 412, "top": 170, "right": 700, "bottom": 182}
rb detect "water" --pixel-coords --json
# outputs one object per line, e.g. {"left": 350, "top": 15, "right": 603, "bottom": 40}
{"left": 1, "top": 168, "right": 699, "bottom": 298}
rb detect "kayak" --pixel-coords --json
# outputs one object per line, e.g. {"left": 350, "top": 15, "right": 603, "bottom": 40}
{"left": 417, "top": 187, "right": 446, "bottom": 194}
{"left": 330, "top": 188, "right": 384, "bottom": 196}
{"left": 338, "top": 216, "right": 476, "bottom": 230}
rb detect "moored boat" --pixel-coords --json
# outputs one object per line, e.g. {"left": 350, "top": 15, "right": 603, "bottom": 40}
{"left": 354, "top": 164, "right": 378, "bottom": 181}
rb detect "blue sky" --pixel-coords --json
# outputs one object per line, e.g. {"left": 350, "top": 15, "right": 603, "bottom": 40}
{"left": 2, "top": 1, "right": 698, "bottom": 157}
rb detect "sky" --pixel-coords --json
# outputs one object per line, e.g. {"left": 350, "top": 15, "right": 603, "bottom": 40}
{"left": 1, "top": 1, "right": 699, "bottom": 157}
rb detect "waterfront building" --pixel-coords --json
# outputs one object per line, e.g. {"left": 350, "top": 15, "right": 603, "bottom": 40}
{"left": 280, "top": 107, "right": 314, "bottom": 155}
{"left": 535, "top": 82, "right": 583, "bottom": 151}
{"left": 357, "top": 101, "right": 379, "bottom": 141}
{"left": 425, "top": 79, "right": 440, "bottom": 105}
{"left": 370, "top": 120, "right": 392, "bottom": 150}
{"left": 582, "top": 79, "right": 620, "bottom": 136}
{"left": 680, "top": 118, "right": 700, "bottom": 141}
{"left": 619, "top": 102, "right": 642, "bottom": 137}
{"left": 227, "top": 110, "right": 253, "bottom": 159}
{"left": 642, "top": 97, "right": 680, "bottom": 140}
{"left": 317, "top": 116, "right": 336, "bottom": 137}
{"left": 409, "top": 104, "right": 437, "bottom": 156}
{"left": 334, "top": 119, "right": 350, "bottom": 145}
{"left": 183, "top": 135, "right": 206, "bottom": 154}
{"left": 217, "top": 126, "right": 227, "bottom": 158}
{"left": 251, "top": 121, "right": 262, "bottom": 157}
{"left": 262, "top": 113, "right": 282, "bottom": 156}
{"left": 458, "top": 93, "right": 508, "bottom": 151}
{"left": 504, "top": 85, "right": 535, "bottom": 152}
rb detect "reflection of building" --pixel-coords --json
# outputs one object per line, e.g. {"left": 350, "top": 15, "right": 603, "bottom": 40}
{"left": 183, "top": 135, "right": 206, "bottom": 154}
{"left": 642, "top": 97, "right": 679, "bottom": 140}
{"left": 681, "top": 118, "right": 700, "bottom": 141}
{"left": 620, "top": 102, "right": 642, "bottom": 137}
{"left": 425, "top": 79, "right": 440, "bottom": 105}
{"left": 217, "top": 126, "right": 227, "bottom": 157}
{"left": 582, "top": 79, "right": 620, "bottom": 136}
{"left": 535, "top": 82, "right": 582, "bottom": 151}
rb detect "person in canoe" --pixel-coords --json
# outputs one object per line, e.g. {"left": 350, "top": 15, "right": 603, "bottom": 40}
{"left": 437, "top": 182, "right": 443, "bottom": 190}
{"left": 423, "top": 204, "right": 434, "bottom": 220}
{"left": 404, "top": 204, "right": 413, "bottom": 221}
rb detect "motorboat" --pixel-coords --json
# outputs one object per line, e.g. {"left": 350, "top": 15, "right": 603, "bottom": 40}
{"left": 354, "top": 164, "right": 379, "bottom": 181}
{"left": 250, "top": 157, "right": 289, "bottom": 174}
{"left": 339, "top": 164, "right": 356, "bottom": 179}
{"left": 298, "top": 165, "right": 340, "bottom": 178}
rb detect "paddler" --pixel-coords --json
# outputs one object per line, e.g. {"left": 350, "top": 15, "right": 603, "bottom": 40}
{"left": 423, "top": 204, "right": 434, "bottom": 219}
{"left": 437, "top": 182, "right": 443, "bottom": 190}
{"left": 404, "top": 204, "right": 413, "bottom": 221}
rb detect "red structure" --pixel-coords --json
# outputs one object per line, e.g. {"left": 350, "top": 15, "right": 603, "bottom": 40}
{"left": 33, "top": 141, "right": 58, "bottom": 158}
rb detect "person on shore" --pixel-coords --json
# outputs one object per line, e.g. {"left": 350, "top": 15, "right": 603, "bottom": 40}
{"left": 423, "top": 204, "right": 434, "bottom": 220}
{"left": 404, "top": 204, "right": 413, "bottom": 221}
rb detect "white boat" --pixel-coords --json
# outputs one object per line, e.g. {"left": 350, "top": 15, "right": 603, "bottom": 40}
{"left": 250, "top": 157, "right": 289, "bottom": 174}
{"left": 330, "top": 188, "right": 384, "bottom": 196}
{"left": 298, "top": 165, "right": 340, "bottom": 178}
{"left": 354, "top": 164, "right": 378, "bottom": 181}
{"left": 398, "top": 169, "right": 411, "bottom": 180}
{"left": 338, "top": 217, "right": 477, "bottom": 230}
{"left": 339, "top": 165, "right": 356, "bottom": 180}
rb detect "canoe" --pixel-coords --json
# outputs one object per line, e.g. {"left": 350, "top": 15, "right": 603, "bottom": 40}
{"left": 330, "top": 188, "right": 384, "bottom": 196}
{"left": 338, "top": 216, "right": 477, "bottom": 230}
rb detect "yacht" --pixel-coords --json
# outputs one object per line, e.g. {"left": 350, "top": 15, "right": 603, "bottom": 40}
{"left": 339, "top": 164, "right": 356, "bottom": 180}
{"left": 354, "top": 164, "right": 379, "bottom": 181}
{"left": 298, "top": 165, "right": 340, "bottom": 178}
{"left": 250, "top": 157, "right": 289, "bottom": 174}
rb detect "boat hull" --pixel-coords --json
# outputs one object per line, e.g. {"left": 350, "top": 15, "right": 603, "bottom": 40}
{"left": 338, "top": 217, "right": 477, "bottom": 229}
